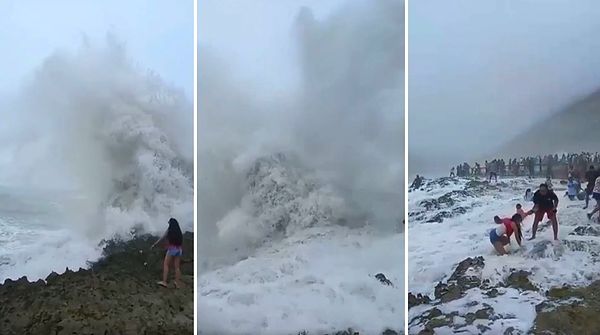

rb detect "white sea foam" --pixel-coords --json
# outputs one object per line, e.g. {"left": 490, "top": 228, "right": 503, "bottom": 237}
{"left": 0, "top": 39, "right": 193, "bottom": 282}
{"left": 408, "top": 177, "right": 600, "bottom": 333}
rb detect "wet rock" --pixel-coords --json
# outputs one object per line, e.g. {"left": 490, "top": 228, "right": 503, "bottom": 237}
{"left": 484, "top": 288, "right": 502, "bottom": 298}
{"left": 535, "top": 280, "right": 600, "bottom": 334}
{"left": 526, "top": 240, "right": 555, "bottom": 259}
{"left": 0, "top": 232, "right": 195, "bottom": 334}
{"left": 434, "top": 257, "right": 485, "bottom": 303}
{"left": 476, "top": 324, "right": 491, "bottom": 333}
{"left": 45, "top": 271, "right": 59, "bottom": 282}
{"left": 408, "top": 292, "right": 431, "bottom": 309}
{"left": 465, "top": 301, "right": 478, "bottom": 307}
{"left": 546, "top": 286, "right": 582, "bottom": 300}
{"left": 464, "top": 313, "right": 476, "bottom": 325}
{"left": 465, "top": 179, "right": 499, "bottom": 193}
{"left": 505, "top": 270, "right": 537, "bottom": 291}
{"left": 375, "top": 273, "right": 394, "bottom": 286}
{"left": 428, "top": 308, "right": 443, "bottom": 318}
{"left": 434, "top": 282, "right": 463, "bottom": 303}
{"left": 535, "top": 301, "right": 555, "bottom": 313}
{"left": 449, "top": 256, "right": 485, "bottom": 282}
{"left": 475, "top": 305, "right": 494, "bottom": 319}
{"left": 570, "top": 226, "right": 600, "bottom": 237}
{"left": 503, "top": 326, "right": 517, "bottom": 335}
{"left": 425, "top": 316, "right": 452, "bottom": 330}
{"left": 563, "top": 239, "right": 600, "bottom": 258}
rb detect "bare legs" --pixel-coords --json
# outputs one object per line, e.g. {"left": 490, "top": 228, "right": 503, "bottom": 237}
{"left": 529, "top": 217, "right": 540, "bottom": 240}
{"left": 529, "top": 213, "right": 559, "bottom": 240}
{"left": 174, "top": 256, "right": 182, "bottom": 288}
{"left": 551, "top": 216, "right": 559, "bottom": 240}
{"left": 158, "top": 254, "right": 172, "bottom": 287}
{"left": 584, "top": 191, "right": 590, "bottom": 209}
{"left": 493, "top": 236, "right": 510, "bottom": 255}
{"left": 158, "top": 253, "right": 182, "bottom": 288}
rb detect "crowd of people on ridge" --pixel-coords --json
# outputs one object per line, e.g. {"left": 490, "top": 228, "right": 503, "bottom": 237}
{"left": 450, "top": 152, "right": 600, "bottom": 180}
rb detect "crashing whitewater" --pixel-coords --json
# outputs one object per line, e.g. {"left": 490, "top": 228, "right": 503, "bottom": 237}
{"left": 0, "top": 41, "right": 193, "bottom": 282}
{"left": 198, "top": 153, "right": 404, "bottom": 334}
{"left": 197, "top": 0, "right": 404, "bottom": 333}
{"left": 408, "top": 177, "right": 600, "bottom": 334}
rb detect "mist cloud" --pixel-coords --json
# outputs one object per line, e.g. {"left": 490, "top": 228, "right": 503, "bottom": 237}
{"left": 409, "top": 0, "right": 600, "bottom": 176}
{"left": 198, "top": 0, "right": 404, "bottom": 269}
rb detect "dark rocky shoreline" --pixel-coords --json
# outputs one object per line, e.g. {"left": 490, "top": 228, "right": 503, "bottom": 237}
{"left": 408, "top": 255, "right": 600, "bottom": 334}
{"left": 0, "top": 232, "right": 194, "bottom": 335}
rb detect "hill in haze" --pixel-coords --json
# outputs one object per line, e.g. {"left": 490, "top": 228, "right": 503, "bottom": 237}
{"left": 498, "top": 88, "right": 600, "bottom": 157}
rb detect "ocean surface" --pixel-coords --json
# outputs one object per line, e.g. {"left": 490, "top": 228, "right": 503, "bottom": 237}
{"left": 0, "top": 185, "right": 101, "bottom": 282}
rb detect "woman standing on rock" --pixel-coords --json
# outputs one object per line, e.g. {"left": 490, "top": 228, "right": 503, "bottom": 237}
{"left": 489, "top": 214, "right": 523, "bottom": 255}
{"left": 152, "top": 218, "right": 184, "bottom": 288}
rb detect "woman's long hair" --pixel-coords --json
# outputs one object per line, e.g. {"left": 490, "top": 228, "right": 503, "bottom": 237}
{"left": 167, "top": 218, "right": 183, "bottom": 246}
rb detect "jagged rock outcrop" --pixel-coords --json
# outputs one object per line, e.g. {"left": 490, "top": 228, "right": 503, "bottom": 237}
{"left": 0, "top": 232, "right": 194, "bottom": 334}
{"left": 534, "top": 280, "right": 600, "bottom": 334}
{"left": 409, "top": 256, "right": 539, "bottom": 334}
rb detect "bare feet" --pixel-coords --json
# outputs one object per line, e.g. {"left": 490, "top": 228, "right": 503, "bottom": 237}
{"left": 157, "top": 281, "right": 168, "bottom": 288}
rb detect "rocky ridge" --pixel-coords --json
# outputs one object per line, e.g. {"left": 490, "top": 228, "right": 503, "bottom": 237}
{"left": 0, "top": 232, "right": 194, "bottom": 335}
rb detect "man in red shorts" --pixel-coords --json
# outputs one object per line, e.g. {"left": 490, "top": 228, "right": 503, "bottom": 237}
{"left": 526, "top": 183, "right": 559, "bottom": 241}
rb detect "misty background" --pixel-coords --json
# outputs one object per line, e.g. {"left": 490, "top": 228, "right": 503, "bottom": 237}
{"left": 198, "top": 0, "right": 403, "bottom": 268}
{"left": 0, "top": 1, "right": 192, "bottom": 97}
{"left": 409, "top": 0, "right": 600, "bottom": 177}
{"left": 0, "top": 1, "right": 193, "bottom": 236}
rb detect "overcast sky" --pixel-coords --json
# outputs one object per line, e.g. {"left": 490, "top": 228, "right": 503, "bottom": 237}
{"left": 198, "top": 0, "right": 349, "bottom": 98}
{"left": 409, "top": 0, "right": 600, "bottom": 176}
{"left": 0, "top": 1, "right": 192, "bottom": 97}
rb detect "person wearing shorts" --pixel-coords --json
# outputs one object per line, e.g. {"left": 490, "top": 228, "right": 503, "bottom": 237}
{"left": 587, "top": 178, "right": 600, "bottom": 223}
{"left": 490, "top": 214, "right": 523, "bottom": 255}
{"left": 167, "top": 245, "right": 183, "bottom": 257}
{"left": 152, "top": 218, "right": 184, "bottom": 288}
{"left": 526, "top": 183, "right": 559, "bottom": 241}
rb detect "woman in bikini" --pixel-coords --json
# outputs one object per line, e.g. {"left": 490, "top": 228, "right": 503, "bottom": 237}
{"left": 489, "top": 214, "right": 523, "bottom": 255}
{"left": 152, "top": 218, "right": 184, "bottom": 288}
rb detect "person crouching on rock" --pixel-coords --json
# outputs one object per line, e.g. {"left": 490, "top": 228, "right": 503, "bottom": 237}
{"left": 489, "top": 214, "right": 523, "bottom": 255}
{"left": 151, "top": 218, "right": 183, "bottom": 288}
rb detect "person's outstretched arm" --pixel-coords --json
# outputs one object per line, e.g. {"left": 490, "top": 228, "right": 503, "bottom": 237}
{"left": 151, "top": 230, "right": 168, "bottom": 249}
{"left": 527, "top": 204, "right": 538, "bottom": 216}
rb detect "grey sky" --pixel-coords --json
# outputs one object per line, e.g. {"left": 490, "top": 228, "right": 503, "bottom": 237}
{"left": 0, "top": 0, "right": 192, "bottom": 97}
{"left": 409, "top": 0, "right": 600, "bottom": 176}
{"left": 198, "top": 0, "right": 349, "bottom": 98}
